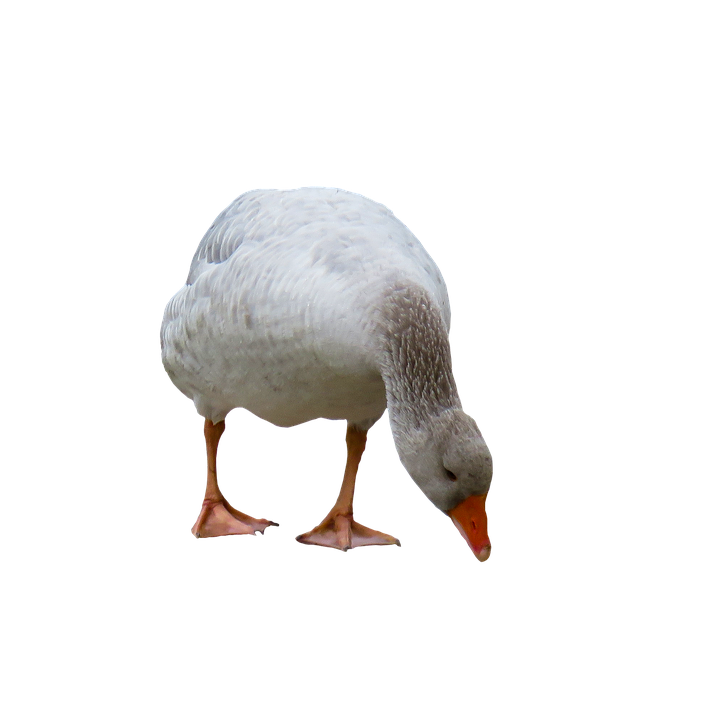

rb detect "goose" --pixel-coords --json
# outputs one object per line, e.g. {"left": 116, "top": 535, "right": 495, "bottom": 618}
{"left": 161, "top": 188, "right": 493, "bottom": 561}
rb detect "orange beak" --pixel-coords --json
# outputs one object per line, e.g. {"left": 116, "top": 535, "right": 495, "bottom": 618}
{"left": 448, "top": 493, "right": 491, "bottom": 561}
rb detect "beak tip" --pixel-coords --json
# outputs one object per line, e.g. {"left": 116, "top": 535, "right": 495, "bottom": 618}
{"left": 476, "top": 544, "right": 491, "bottom": 562}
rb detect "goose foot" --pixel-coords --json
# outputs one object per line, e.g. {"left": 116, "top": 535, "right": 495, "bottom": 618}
{"left": 296, "top": 512, "right": 400, "bottom": 552}
{"left": 192, "top": 498, "right": 278, "bottom": 538}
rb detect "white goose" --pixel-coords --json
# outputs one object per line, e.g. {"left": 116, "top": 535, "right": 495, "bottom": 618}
{"left": 161, "top": 188, "right": 492, "bottom": 560}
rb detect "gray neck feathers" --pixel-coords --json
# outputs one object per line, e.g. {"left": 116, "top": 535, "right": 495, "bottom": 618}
{"left": 374, "top": 284, "right": 460, "bottom": 433}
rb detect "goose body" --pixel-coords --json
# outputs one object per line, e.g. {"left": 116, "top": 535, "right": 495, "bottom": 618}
{"left": 161, "top": 188, "right": 493, "bottom": 560}
{"left": 162, "top": 188, "right": 449, "bottom": 428}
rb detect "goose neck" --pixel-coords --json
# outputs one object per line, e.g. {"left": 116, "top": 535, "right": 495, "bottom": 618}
{"left": 375, "top": 285, "right": 460, "bottom": 431}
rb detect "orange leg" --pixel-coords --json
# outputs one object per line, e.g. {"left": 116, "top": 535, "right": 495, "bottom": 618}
{"left": 296, "top": 424, "right": 400, "bottom": 551}
{"left": 192, "top": 419, "right": 278, "bottom": 538}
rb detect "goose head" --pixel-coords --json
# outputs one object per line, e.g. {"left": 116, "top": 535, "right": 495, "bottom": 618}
{"left": 392, "top": 408, "right": 493, "bottom": 561}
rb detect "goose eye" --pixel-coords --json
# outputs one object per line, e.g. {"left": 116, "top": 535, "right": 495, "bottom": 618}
{"left": 444, "top": 469, "right": 457, "bottom": 481}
